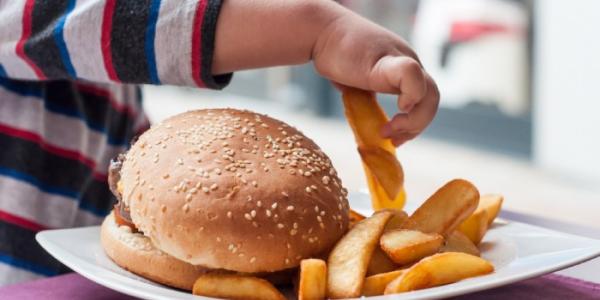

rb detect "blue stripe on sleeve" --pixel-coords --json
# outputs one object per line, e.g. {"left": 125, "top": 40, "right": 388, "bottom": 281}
{"left": 0, "top": 168, "right": 106, "bottom": 217}
{"left": 53, "top": 0, "right": 77, "bottom": 78}
{"left": 0, "top": 64, "right": 7, "bottom": 77}
{"left": 145, "top": 0, "right": 162, "bottom": 84}
{"left": 0, "top": 253, "right": 58, "bottom": 276}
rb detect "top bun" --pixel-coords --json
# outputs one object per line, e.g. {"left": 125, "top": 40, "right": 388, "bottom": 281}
{"left": 120, "top": 109, "right": 349, "bottom": 273}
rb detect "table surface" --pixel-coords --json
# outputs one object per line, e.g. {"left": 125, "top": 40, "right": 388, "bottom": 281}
{"left": 2, "top": 272, "right": 599, "bottom": 300}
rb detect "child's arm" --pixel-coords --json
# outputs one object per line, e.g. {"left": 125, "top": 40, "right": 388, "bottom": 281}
{"left": 214, "top": 0, "right": 439, "bottom": 145}
{"left": 0, "top": 0, "right": 438, "bottom": 145}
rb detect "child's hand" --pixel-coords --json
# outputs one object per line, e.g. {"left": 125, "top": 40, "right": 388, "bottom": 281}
{"left": 312, "top": 10, "right": 439, "bottom": 146}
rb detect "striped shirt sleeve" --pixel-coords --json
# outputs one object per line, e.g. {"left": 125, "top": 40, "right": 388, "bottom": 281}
{"left": 0, "top": 0, "right": 231, "bottom": 89}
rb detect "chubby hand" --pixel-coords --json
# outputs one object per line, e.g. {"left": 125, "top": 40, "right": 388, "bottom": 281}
{"left": 312, "top": 11, "right": 440, "bottom": 146}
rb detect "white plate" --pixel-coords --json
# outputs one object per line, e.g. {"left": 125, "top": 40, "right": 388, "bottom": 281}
{"left": 36, "top": 192, "right": 600, "bottom": 300}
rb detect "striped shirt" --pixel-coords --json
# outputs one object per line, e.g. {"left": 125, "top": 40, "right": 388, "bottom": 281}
{"left": 0, "top": 0, "right": 230, "bottom": 286}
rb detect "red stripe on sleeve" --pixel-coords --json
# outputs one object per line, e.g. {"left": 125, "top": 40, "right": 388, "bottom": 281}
{"left": 15, "top": 0, "right": 46, "bottom": 80}
{"left": 191, "top": 0, "right": 208, "bottom": 88}
{"left": 0, "top": 210, "right": 48, "bottom": 232}
{"left": 101, "top": 0, "right": 120, "bottom": 82}
{"left": 0, "top": 122, "right": 107, "bottom": 181}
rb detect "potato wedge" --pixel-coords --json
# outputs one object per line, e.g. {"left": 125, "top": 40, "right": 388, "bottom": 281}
{"left": 298, "top": 259, "right": 327, "bottom": 300}
{"left": 458, "top": 209, "right": 489, "bottom": 245}
{"left": 359, "top": 146, "right": 404, "bottom": 200}
{"left": 349, "top": 209, "right": 366, "bottom": 229}
{"left": 440, "top": 231, "right": 480, "bottom": 256}
{"left": 406, "top": 179, "right": 479, "bottom": 236}
{"left": 367, "top": 248, "right": 398, "bottom": 276}
{"left": 479, "top": 194, "right": 504, "bottom": 225}
{"left": 342, "top": 87, "right": 405, "bottom": 209}
{"left": 327, "top": 210, "right": 394, "bottom": 299}
{"left": 363, "top": 269, "right": 406, "bottom": 296}
{"left": 383, "top": 209, "right": 409, "bottom": 232}
{"left": 380, "top": 229, "right": 444, "bottom": 265}
{"left": 384, "top": 252, "right": 494, "bottom": 294}
{"left": 192, "top": 274, "right": 285, "bottom": 300}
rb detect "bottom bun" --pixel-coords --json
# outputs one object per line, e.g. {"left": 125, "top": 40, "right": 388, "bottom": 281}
{"left": 101, "top": 211, "right": 210, "bottom": 290}
{"left": 101, "top": 211, "right": 296, "bottom": 290}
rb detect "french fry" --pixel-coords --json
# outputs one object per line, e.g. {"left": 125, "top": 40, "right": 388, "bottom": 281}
{"left": 380, "top": 229, "right": 444, "bottom": 265}
{"left": 298, "top": 259, "right": 327, "bottom": 300}
{"left": 192, "top": 274, "right": 285, "bottom": 300}
{"left": 479, "top": 194, "right": 504, "bottom": 225}
{"left": 367, "top": 248, "right": 398, "bottom": 276}
{"left": 458, "top": 209, "right": 489, "bottom": 245}
{"left": 358, "top": 146, "right": 404, "bottom": 200}
{"left": 363, "top": 269, "right": 406, "bottom": 296}
{"left": 349, "top": 209, "right": 366, "bottom": 229}
{"left": 384, "top": 252, "right": 494, "bottom": 294}
{"left": 440, "top": 231, "right": 480, "bottom": 257}
{"left": 406, "top": 179, "right": 480, "bottom": 236}
{"left": 342, "top": 88, "right": 405, "bottom": 210}
{"left": 327, "top": 210, "right": 394, "bottom": 299}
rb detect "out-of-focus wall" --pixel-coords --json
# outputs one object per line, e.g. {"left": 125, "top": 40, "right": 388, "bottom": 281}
{"left": 534, "top": 0, "right": 600, "bottom": 185}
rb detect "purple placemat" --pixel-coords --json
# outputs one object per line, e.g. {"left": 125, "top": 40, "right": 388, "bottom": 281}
{"left": 1, "top": 273, "right": 599, "bottom": 299}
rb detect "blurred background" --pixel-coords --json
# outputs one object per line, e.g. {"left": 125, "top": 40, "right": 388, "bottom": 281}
{"left": 143, "top": 0, "right": 600, "bottom": 256}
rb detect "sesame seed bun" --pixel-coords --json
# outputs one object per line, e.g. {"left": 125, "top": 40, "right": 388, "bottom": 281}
{"left": 100, "top": 211, "right": 210, "bottom": 290}
{"left": 119, "top": 109, "right": 349, "bottom": 273}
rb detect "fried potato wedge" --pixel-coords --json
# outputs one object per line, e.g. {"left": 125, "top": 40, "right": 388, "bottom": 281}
{"left": 363, "top": 269, "right": 406, "bottom": 296}
{"left": 384, "top": 252, "right": 494, "bottom": 294}
{"left": 479, "top": 194, "right": 504, "bottom": 226}
{"left": 380, "top": 229, "right": 444, "bottom": 265}
{"left": 298, "top": 259, "right": 327, "bottom": 300}
{"left": 327, "top": 210, "right": 394, "bottom": 299}
{"left": 458, "top": 209, "right": 489, "bottom": 245}
{"left": 367, "top": 247, "right": 398, "bottom": 276}
{"left": 342, "top": 87, "right": 405, "bottom": 209}
{"left": 440, "top": 231, "right": 480, "bottom": 256}
{"left": 359, "top": 146, "right": 404, "bottom": 200}
{"left": 406, "top": 179, "right": 479, "bottom": 236}
{"left": 192, "top": 274, "right": 285, "bottom": 300}
{"left": 383, "top": 209, "right": 409, "bottom": 232}
{"left": 349, "top": 209, "right": 366, "bottom": 229}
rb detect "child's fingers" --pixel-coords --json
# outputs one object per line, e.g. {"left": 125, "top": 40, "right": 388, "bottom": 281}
{"left": 390, "top": 132, "right": 418, "bottom": 147}
{"left": 381, "top": 73, "right": 439, "bottom": 141}
{"left": 370, "top": 56, "right": 427, "bottom": 112}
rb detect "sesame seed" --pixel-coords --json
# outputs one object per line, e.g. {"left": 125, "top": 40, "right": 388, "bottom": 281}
{"left": 216, "top": 237, "right": 222, "bottom": 242}
{"left": 250, "top": 210, "right": 257, "bottom": 218}
{"left": 290, "top": 229, "right": 297, "bottom": 236}
{"left": 257, "top": 201, "right": 262, "bottom": 207}
{"left": 244, "top": 213, "right": 252, "bottom": 221}
{"left": 272, "top": 203, "right": 278, "bottom": 209}
{"left": 320, "top": 222, "right": 325, "bottom": 229}
{"left": 163, "top": 174, "right": 170, "bottom": 179}
{"left": 185, "top": 194, "right": 192, "bottom": 201}
{"left": 281, "top": 191, "right": 289, "bottom": 197}
{"left": 317, "top": 216, "right": 323, "bottom": 222}
{"left": 177, "top": 158, "right": 183, "bottom": 165}
{"left": 314, "top": 206, "right": 319, "bottom": 212}
{"left": 277, "top": 223, "right": 284, "bottom": 229}
{"left": 286, "top": 205, "right": 294, "bottom": 211}
{"left": 250, "top": 257, "right": 256, "bottom": 263}
{"left": 285, "top": 258, "right": 290, "bottom": 264}
{"left": 210, "top": 183, "right": 218, "bottom": 190}
{"left": 251, "top": 181, "right": 258, "bottom": 187}
{"left": 304, "top": 171, "right": 312, "bottom": 177}
{"left": 214, "top": 168, "right": 221, "bottom": 175}
{"left": 183, "top": 204, "right": 190, "bottom": 212}
{"left": 227, "top": 211, "right": 232, "bottom": 218}
{"left": 265, "top": 210, "right": 272, "bottom": 217}
{"left": 320, "top": 211, "right": 326, "bottom": 216}
{"left": 322, "top": 176, "right": 330, "bottom": 184}
{"left": 305, "top": 187, "right": 311, "bottom": 193}
{"left": 161, "top": 205, "right": 166, "bottom": 213}
{"left": 252, "top": 221, "right": 259, "bottom": 227}
{"left": 293, "top": 222, "right": 298, "bottom": 229}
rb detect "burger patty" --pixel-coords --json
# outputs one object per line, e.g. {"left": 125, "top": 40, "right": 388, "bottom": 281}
{"left": 108, "top": 153, "right": 138, "bottom": 231}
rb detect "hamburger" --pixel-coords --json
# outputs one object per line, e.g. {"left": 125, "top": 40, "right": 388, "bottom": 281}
{"left": 101, "top": 109, "right": 350, "bottom": 290}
